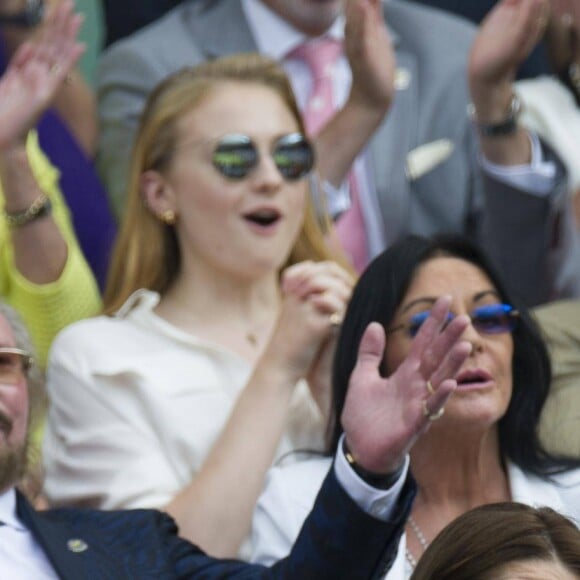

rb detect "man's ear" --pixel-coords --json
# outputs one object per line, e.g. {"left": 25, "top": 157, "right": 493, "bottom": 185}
{"left": 140, "top": 170, "right": 176, "bottom": 218}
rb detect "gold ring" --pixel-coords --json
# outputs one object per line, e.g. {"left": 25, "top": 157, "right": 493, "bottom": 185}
{"left": 423, "top": 400, "right": 445, "bottom": 421}
{"left": 426, "top": 380, "right": 435, "bottom": 395}
{"left": 49, "top": 63, "right": 61, "bottom": 76}
{"left": 329, "top": 312, "right": 343, "bottom": 327}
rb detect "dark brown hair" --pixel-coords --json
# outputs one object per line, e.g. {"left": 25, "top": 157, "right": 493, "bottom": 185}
{"left": 411, "top": 502, "right": 580, "bottom": 580}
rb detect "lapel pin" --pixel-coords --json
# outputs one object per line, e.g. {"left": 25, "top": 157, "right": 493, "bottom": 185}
{"left": 67, "top": 538, "right": 89, "bottom": 553}
{"left": 395, "top": 68, "right": 411, "bottom": 91}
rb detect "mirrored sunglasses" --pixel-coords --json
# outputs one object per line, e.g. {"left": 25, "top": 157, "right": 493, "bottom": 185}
{"left": 0, "top": 347, "right": 33, "bottom": 385}
{"left": 212, "top": 133, "right": 315, "bottom": 181}
{"left": 388, "top": 303, "right": 519, "bottom": 338}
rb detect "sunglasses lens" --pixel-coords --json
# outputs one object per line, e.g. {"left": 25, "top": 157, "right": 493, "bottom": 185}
{"left": 273, "top": 133, "right": 314, "bottom": 180}
{"left": 472, "top": 304, "right": 517, "bottom": 334}
{"left": 212, "top": 135, "right": 257, "bottom": 179}
{"left": 408, "top": 311, "right": 431, "bottom": 337}
{"left": 408, "top": 310, "right": 457, "bottom": 337}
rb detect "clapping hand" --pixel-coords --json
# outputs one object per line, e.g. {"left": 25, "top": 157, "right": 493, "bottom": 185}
{"left": 545, "top": 0, "right": 580, "bottom": 74}
{"left": 345, "top": 0, "right": 395, "bottom": 115}
{"left": 341, "top": 296, "right": 472, "bottom": 475}
{"left": 469, "top": 0, "right": 549, "bottom": 120}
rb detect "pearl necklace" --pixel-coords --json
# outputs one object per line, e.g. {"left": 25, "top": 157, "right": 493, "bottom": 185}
{"left": 405, "top": 516, "right": 429, "bottom": 569}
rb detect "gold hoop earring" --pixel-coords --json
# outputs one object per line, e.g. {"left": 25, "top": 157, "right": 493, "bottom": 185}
{"left": 158, "top": 209, "right": 176, "bottom": 225}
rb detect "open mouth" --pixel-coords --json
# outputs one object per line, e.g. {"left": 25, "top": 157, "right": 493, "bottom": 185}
{"left": 243, "top": 209, "right": 282, "bottom": 227}
{"left": 455, "top": 369, "right": 493, "bottom": 389}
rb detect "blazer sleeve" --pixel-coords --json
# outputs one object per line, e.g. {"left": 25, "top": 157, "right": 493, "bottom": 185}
{"left": 166, "top": 468, "right": 416, "bottom": 580}
{"left": 477, "top": 137, "right": 580, "bottom": 306}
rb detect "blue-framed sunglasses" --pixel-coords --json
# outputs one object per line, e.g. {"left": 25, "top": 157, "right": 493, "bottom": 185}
{"left": 388, "top": 303, "right": 519, "bottom": 338}
{"left": 211, "top": 132, "right": 315, "bottom": 181}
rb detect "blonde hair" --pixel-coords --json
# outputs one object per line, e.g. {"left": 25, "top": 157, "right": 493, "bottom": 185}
{"left": 104, "top": 53, "right": 349, "bottom": 314}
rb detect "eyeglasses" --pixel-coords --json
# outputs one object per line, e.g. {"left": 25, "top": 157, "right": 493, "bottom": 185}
{"left": 388, "top": 303, "right": 519, "bottom": 338}
{"left": 211, "top": 133, "right": 315, "bottom": 181}
{"left": 0, "top": 348, "right": 33, "bottom": 385}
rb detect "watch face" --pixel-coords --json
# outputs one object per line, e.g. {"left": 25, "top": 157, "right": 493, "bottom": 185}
{"left": 0, "top": 0, "right": 44, "bottom": 27}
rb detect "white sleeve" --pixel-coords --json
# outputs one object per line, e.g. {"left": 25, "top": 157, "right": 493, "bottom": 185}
{"left": 334, "top": 434, "right": 410, "bottom": 520}
{"left": 251, "top": 463, "right": 322, "bottom": 566}
{"left": 479, "top": 132, "right": 557, "bottom": 196}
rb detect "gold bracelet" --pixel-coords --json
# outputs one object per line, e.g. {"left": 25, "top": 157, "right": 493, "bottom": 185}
{"left": 4, "top": 193, "right": 52, "bottom": 228}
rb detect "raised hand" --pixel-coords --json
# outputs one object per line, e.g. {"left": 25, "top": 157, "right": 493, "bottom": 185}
{"left": 0, "top": 0, "right": 84, "bottom": 149}
{"left": 341, "top": 296, "right": 472, "bottom": 475}
{"left": 470, "top": 0, "right": 548, "bottom": 86}
{"left": 545, "top": 0, "right": 580, "bottom": 73}
{"left": 345, "top": 0, "right": 395, "bottom": 114}
{"left": 469, "top": 0, "right": 549, "bottom": 121}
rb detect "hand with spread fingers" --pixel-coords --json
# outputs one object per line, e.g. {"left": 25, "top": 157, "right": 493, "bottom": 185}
{"left": 341, "top": 296, "right": 472, "bottom": 475}
{"left": 0, "top": 0, "right": 84, "bottom": 150}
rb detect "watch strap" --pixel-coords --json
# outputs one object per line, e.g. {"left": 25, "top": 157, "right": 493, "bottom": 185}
{"left": 467, "top": 93, "right": 522, "bottom": 137}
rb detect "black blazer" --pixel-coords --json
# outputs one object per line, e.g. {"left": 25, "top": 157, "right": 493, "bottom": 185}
{"left": 17, "top": 469, "right": 415, "bottom": 579}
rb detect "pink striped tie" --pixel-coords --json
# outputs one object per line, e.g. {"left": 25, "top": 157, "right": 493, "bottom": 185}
{"left": 290, "top": 39, "right": 369, "bottom": 271}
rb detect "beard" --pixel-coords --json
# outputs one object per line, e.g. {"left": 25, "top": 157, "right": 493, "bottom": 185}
{"left": 0, "top": 440, "right": 28, "bottom": 493}
{"left": 0, "top": 412, "right": 28, "bottom": 492}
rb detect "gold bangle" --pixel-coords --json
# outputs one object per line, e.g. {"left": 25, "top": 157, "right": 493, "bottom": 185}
{"left": 4, "top": 194, "right": 52, "bottom": 227}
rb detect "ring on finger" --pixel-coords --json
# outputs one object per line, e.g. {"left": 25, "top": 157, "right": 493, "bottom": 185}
{"left": 426, "top": 379, "right": 435, "bottom": 396}
{"left": 49, "top": 63, "right": 61, "bottom": 75}
{"left": 422, "top": 399, "right": 445, "bottom": 421}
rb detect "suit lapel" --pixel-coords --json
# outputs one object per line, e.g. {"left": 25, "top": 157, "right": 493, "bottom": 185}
{"left": 187, "top": 0, "right": 257, "bottom": 58}
{"left": 16, "top": 493, "right": 88, "bottom": 580}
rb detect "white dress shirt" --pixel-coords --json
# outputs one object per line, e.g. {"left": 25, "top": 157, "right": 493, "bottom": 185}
{"left": 242, "top": 0, "right": 557, "bottom": 259}
{"left": 0, "top": 488, "right": 59, "bottom": 579}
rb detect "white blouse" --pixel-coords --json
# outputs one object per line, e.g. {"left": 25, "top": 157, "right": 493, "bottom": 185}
{"left": 43, "top": 289, "right": 324, "bottom": 513}
{"left": 251, "top": 456, "right": 580, "bottom": 578}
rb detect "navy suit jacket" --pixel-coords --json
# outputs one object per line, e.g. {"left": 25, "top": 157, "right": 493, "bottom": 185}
{"left": 17, "top": 470, "right": 415, "bottom": 579}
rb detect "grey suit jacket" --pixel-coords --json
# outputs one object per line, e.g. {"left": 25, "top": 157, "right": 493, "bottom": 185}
{"left": 97, "top": 0, "right": 580, "bottom": 306}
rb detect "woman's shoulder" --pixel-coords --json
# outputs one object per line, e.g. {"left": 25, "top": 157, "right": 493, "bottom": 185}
{"left": 510, "top": 463, "right": 580, "bottom": 521}
{"left": 49, "top": 291, "right": 162, "bottom": 363}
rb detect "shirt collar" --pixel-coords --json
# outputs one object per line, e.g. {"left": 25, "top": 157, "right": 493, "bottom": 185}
{"left": 0, "top": 487, "right": 26, "bottom": 531}
{"left": 242, "top": 0, "right": 345, "bottom": 61}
